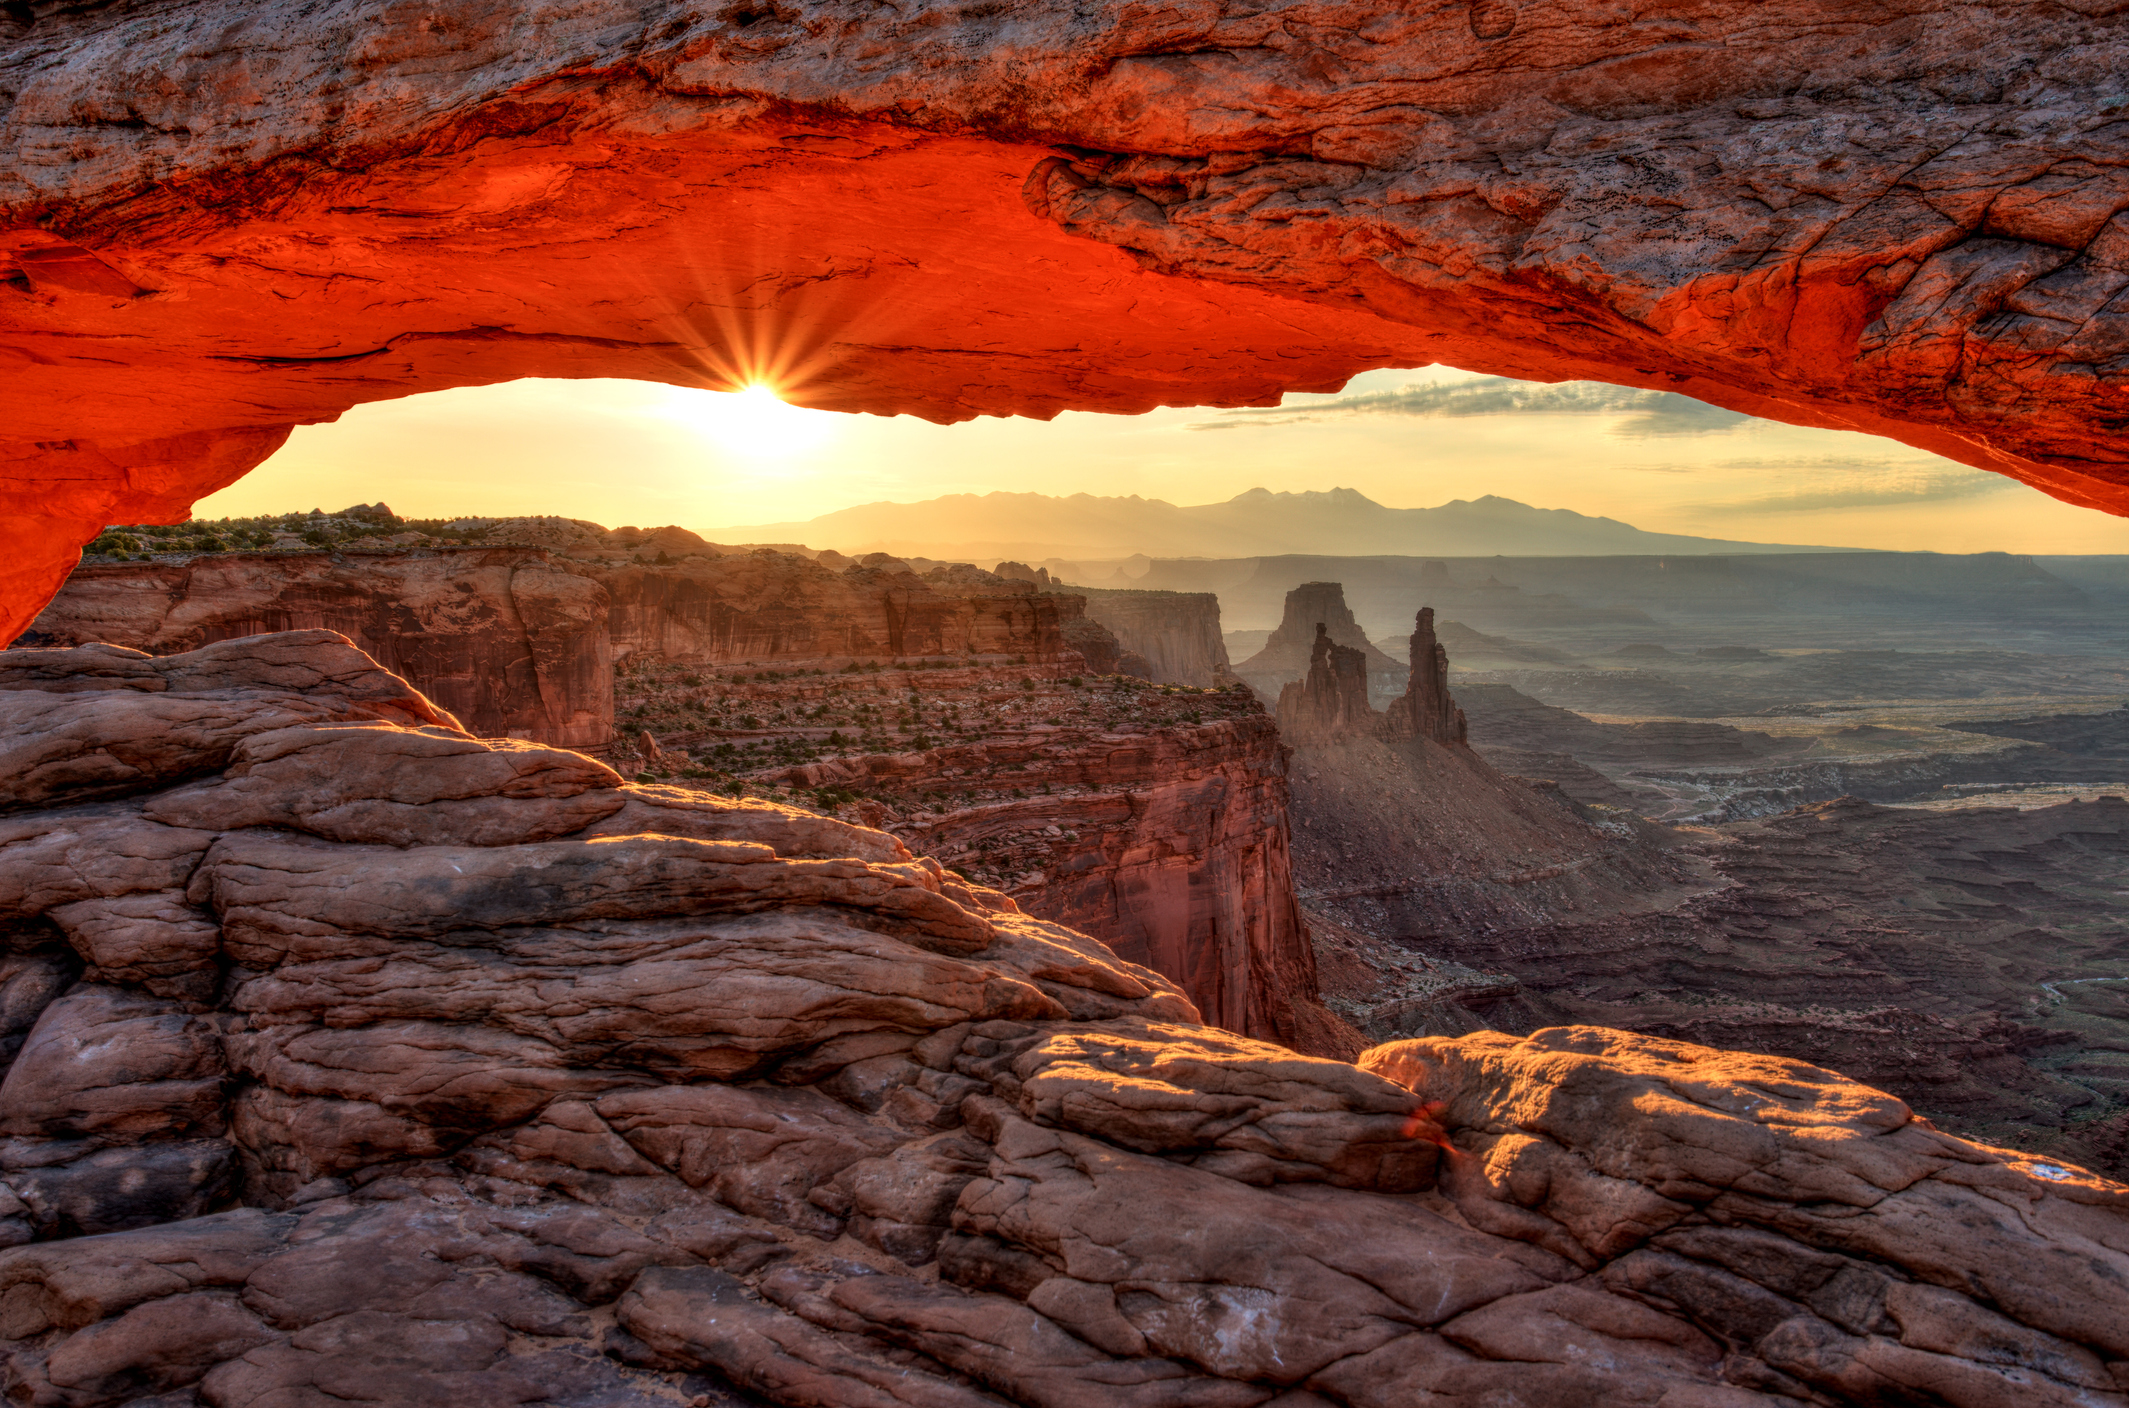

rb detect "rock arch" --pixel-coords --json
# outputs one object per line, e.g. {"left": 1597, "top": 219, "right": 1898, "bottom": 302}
{"left": 6, "top": 0, "right": 2129, "bottom": 637}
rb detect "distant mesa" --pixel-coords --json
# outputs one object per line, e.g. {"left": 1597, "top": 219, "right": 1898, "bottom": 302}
{"left": 1236, "top": 581, "right": 1404, "bottom": 703}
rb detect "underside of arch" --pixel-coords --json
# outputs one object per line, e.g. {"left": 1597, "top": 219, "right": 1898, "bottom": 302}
{"left": 5, "top": 0, "right": 2129, "bottom": 640}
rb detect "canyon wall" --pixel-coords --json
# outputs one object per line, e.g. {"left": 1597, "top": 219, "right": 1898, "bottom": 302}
{"left": 21, "top": 549, "right": 1102, "bottom": 745}
{"left": 1066, "top": 588, "right": 1233, "bottom": 686}
{"left": 845, "top": 719, "right": 1315, "bottom": 1053}
{"left": 616, "top": 659, "right": 1333, "bottom": 1054}
{"left": 15, "top": 549, "right": 612, "bottom": 746}
{"left": 600, "top": 554, "right": 1074, "bottom": 667}
{"left": 0, "top": 630, "right": 2119, "bottom": 1407}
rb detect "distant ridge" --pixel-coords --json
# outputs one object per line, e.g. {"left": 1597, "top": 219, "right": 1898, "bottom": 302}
{"left": 723, "top": 488, "right": 1851, "bottom": 562}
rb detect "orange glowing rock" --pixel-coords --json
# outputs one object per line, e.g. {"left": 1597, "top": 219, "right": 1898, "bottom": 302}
{"left": 6, "top": 2, "right": 2129, "bottom": 638}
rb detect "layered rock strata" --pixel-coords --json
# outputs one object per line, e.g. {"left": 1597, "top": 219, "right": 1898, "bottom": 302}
{"left": 23, "top": 549, "right": 1097, "bottom": 744}
{"left": 609, "top": 658, "right": 1331, "bottom": 1055}
{"left": 0, "top": 630, "right": 2124, "bottom": 1406}
{"left": 602, "top": 554, "right": 1076, "bottom": 668}
{"left": 1067, "top": 589, "right": 1235, "bottom": 688}
{"left": 18, "top": 548, "right": 613, "bottom": 746}
{"left": 1275, "top": 625, "right": 1375, "bottom": 745}
{"left": 15, "top": 2, "right": 2129, "bottom": 640}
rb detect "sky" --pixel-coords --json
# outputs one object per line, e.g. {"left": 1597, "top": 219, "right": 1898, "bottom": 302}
{"left": 193, "top": 366, "right": 2129, "bottom": 554}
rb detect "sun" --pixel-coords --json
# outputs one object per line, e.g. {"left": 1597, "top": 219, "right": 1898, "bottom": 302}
{"left": 667, "top": 383, "right": 840, "bottom": 459}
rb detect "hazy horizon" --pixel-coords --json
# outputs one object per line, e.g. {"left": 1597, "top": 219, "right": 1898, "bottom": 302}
{"left": 194, "top": 365, "right": 2129, "bottom": 555}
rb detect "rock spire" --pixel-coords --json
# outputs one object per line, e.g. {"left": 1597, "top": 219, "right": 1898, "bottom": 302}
{"left": 1382, "top": 606, "right": 1469, "bottom": 746}
{"left": 1275, "top": 623, "right": 1375, "bottom": 743}
{"left": 1235, "top": 582, "right": 1401, "bottom": 702}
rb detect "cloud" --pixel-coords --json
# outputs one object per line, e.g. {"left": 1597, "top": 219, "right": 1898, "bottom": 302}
{"left": 1190, "top": 377, "right": 1752, "bottom": 436}
{"left": 1680, "top": 459, "right": 2015, "bottom": 513}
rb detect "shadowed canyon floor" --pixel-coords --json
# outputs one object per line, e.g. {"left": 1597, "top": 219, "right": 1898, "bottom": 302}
{"left": 1, "top": 630, "right": 2127, "bottom": 1408}
{"left": 1235, "top": 578, "right": 2129, "bottom": 1185}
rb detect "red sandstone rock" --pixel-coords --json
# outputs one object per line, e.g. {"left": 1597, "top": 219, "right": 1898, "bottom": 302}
{"left": 601, "top": 553, "right": 1071, "bottom": 667}
{"left": 9, "top": 3, "right": 2129, "bottom": 644}
{"left": 792, "top": 709, "right": 1317, "bottom": 1049}
{"left": 0, "top": 630, "right": 2122, "bottom": 1405}
{"left": 20, "top": 550, "right": 613, "bottom": 746}
{"left": 1275, "top": 592, "right": 1468, "bottom": 748}
{"left": 1276, "top": 624, "right": 1378, "bottom": 745}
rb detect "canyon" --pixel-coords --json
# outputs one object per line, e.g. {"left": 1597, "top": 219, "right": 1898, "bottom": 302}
{"left": 11, "top": 2, "right": 2129, "bottom": 639}
{"left": 10, "top": 1, "right": 2129, "bottom": 1396}
{"left": 0, "top": 628, "right": 2123, "bottom": 1408}
{"left": 1062, "top": 589, "right": 1233, "bottom": 688}
{"left": 13, "top": 549, "right": 615, "bottom": 747}
{"left": 28, "top": 542, "right": 2129, "bottom": 1188}
{"left": 21, "top": 545, "right": 1102, "bottom": 740}
{"left": 1247, "top": 579, "right": 2129, "bottom": 1185}
{"left": 603, "top": 655, "right": 1334, "bottom": 1058}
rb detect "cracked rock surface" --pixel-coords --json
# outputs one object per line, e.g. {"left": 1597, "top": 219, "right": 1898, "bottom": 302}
{"left": 0, "top": 629, "right": 2123, "bottom": 1407}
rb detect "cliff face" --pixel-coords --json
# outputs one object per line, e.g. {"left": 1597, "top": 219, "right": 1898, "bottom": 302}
{"left": 612, "top": 658, "right": 1332, "bottom": 1054}
{"left": 599, "top": 554, "right": 1073, "bottom": 666}
{"left": 886, "top": 718, "right": 1313, "bottom": 1054}
{"left": 18, "top": 550, "right": 612, "bottom": 746}
{"left": 0, "top": 630, "right": 2120, "bottom": 1408}
{"left": 1068, "top": 588, "right": 1234, "bottom": 687}
{"left": 1235, "top": 582, "right": 1403, "bottom": 702}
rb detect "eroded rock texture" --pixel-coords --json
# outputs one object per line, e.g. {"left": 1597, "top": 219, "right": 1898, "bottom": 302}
{"left": 1380, "top": 607, "right": 1468, "bottom": 746}
{"left": 698, "top": 665, "right": 1325, "bottom": 1052}
{"left": 604, "top": 554, "right": 1076, "bottom": 669}
{"left": 20, "top": 549, "right": 613, "bottom": 746}
{"left": 1274, "top": 596, "right": 1468, "bottom": 748}
{"left": 10, "top": 1, "right": 2129, "bottom": 639}
{"left": 1276, "top": 625, "right": 1378, "bottom": 745}
{"left": 3, "top": 629, "right": 2124, "bottom": 1406}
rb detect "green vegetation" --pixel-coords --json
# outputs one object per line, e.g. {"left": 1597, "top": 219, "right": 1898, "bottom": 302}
{"left": 78, "top": 504, "right": 530, "bottom": 560}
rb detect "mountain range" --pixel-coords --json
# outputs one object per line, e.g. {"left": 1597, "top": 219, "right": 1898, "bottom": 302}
{"left": 723, "top": 488, "right": 1847, "bottom": 563}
